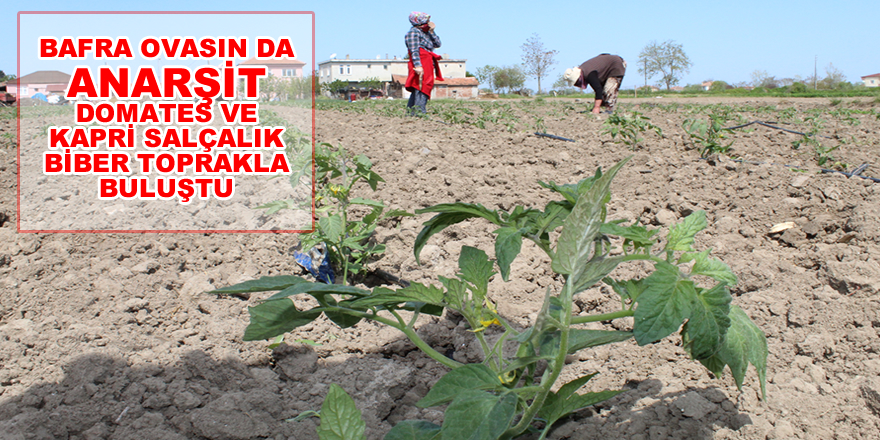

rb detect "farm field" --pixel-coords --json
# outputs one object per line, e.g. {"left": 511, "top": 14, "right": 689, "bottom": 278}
{"left": 1, "top": 96, "right": 879, "bottom": 439}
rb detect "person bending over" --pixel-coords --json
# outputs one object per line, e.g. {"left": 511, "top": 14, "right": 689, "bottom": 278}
{"left": 564, "top": 54, "right": 626, "bottom": 114}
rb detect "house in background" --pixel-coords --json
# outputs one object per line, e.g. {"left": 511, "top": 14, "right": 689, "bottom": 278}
{"left": 862, "top": 73, "right": 880, "bottom": 87}
{"left": 238, "top": 57, "right": 308, "bottom": 100}
{"left": 318, "top": 55, "right": 408, "bottom": 84}
{"left": 6, "top": 71, "right": 71, "bottom": 97}
{"left": 317, "top": 54, "right": 475, "bottom": 99}
{"left": 239, "top": 57, "right": 306, "bottom": 79}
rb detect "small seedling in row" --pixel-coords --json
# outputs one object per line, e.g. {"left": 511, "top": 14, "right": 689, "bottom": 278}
{"left": 601, "top": 110, "right": 662, "bottom": 150}
{"left": 683, "top": 112, "right": 735, "bottom": 158}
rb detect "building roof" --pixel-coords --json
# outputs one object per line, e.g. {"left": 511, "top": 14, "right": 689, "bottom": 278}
{"left": 861, "top": 73, "right": 880, "bottom": 79}
{"left": 10, "top": 71, "right": 71, "bottom": 85}
{"left": 239, "top": 57, "right": 305, "bottom": 67}
{"left": 391, "top": 75, "right": 478, "bottom": 86}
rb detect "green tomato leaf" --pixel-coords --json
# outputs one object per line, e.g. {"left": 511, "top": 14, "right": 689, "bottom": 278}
{"left": 698, "top": 305, "right": 768, "bottom": 399}
{"left": 349, "top": 197, "right": 384, "bottom": 207}
{"left": 317, "top": 384, "right": 366, "bottom": 440}
{"left": 322, "top": 299, "right": 363, "bottom": 329}
{"left": 665, "top": 210, "right": 707, "bottom": 252}
{"left": 568, "top": 329, "right": 635, "bottom": 353}
{"left": 553, "top": 157, "right": 629, "bottom": 276}
{"left": 402, "top": 302, "right": 444, "bottom": 316}
{"left": 365, "top": 171, "right": 385, "bottom": 191}
{"left": 319, "top": 214, "right": 345, "bottom": 243}
{"left": 537, "top": 180, "right": 579, "bottom": 205}
{"left": 265, "top": 283, "right": 370, "bottom": 301}
{"left": 385, "top": 209, "right": 414, "bottom": 217}
{"left": 573, "top": 255, "right": 626, "bottom": 295}
{"left": 458, "top": 246, "right": 494, "bottom": 300}
{"left": 243, "top": 299, "right": 322, "bottom": 341}
{"left": 439, "top": 390, "right": 517, "bottom": 440}
{"left": 535, "top": 201, "right": 571, "bottom": 233}
{"left": 384, "top": 420, "right": 441, "bottom": 440}
{"left": 414, "top": 203, "right": 502, "bottom": 263}
{"left": 681, "top": 283, "right": 732, "bottom": 360}
{"left": 690, "top": 250, "right": 738, "bottom": 286}
{"left": 438, "top": 276, "right": 467, "bottom": 311}
{"left": 417, "top": 364, "right": 504, "bottom": 408}
{"left": 350, "top": 283, "right": 447, "bottom": 309}
{"left": 633, "top": 261, "right": 697, "bottom": 345}
{"left": 539, "top": 329, "right": 634, "bottom": 355}
{"left": 494, "top": 227, "right": 523, "bottom": 282}
{"left": 603, "top": 277, "right": 647, "bottom": 302}
{"left": 361, "top": 206, "right": 384, "bottom": 227}
{"left": 600, "top": 221, "right": 659, "bottom": 251}
{"left": 556, "top": 373, "right": 598, "bottom": 400}
{"left": 354, "top": 153, "right": 373, "bottom": 169}
{"left": 539, "top": 373, "right": 622, "bottom": 427}
{"left": 209, "top": 275, "right": 309, "bottom": 295}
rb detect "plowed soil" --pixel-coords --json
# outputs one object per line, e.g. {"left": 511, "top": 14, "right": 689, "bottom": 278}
{"left": 1, "top": 96, "right": 879, "bottom": 440}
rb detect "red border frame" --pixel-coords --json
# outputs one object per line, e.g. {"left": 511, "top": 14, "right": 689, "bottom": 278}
{"left": 16, "top": 11, "right": 316, "bottom": 234}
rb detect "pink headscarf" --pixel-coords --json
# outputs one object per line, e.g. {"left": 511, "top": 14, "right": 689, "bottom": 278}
{"left": 409, "top": 12, "right": 430, "bottom": 26}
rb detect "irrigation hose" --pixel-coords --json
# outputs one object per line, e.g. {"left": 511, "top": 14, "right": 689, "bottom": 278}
{"left": 724, "top": 120, "right": 833, "bottom": 139}
{"left": 534, "top": 132, "right": 576, "bottom": 142}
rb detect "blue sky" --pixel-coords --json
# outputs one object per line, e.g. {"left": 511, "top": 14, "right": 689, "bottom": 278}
{"left": 5, "top": 0, "right": 878, "bottom": 91}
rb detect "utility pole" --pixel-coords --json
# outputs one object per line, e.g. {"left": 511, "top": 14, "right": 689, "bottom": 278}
{"left": 814, "top": 55, "right": 817, "bottom": 90}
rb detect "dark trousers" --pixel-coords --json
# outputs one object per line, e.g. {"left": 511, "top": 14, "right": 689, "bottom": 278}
{"left": 407, "top": 90, "right": 428, "bottom": 114}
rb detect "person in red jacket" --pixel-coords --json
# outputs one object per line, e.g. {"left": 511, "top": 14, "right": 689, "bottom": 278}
{"left": 404, "top": 12, "right": 442, "bottom": 116}
{"left": 564, "top": 54, "right": 627, "bottom": 114}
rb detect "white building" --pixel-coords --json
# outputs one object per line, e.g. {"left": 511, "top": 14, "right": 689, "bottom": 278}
{"left": 862, "top": 73, "right": 880, "bottom": 87}
{"left": 316, "top": 55, "right": 473, "bottom": 100}
{"left": 317, "top": 54, "right": 467, "bottom": 84}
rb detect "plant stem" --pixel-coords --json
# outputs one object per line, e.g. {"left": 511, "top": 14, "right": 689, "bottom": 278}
{"left": 332, "top": 306, "right": 463, "bottom": 370}
{"left": 464, "top": 314, "right": 499, "bottom": 371}
{"left": 503, "top": 274, "right": 575, "bottom": 438}
{"left": 340, "top": 208, "right": 350, "bottom": 285}
{"left": 570, "top": 309, "right": 634, "bottom": 325}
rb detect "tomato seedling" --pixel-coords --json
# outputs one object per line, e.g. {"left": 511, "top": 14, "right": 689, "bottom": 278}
{"left": 215, "top": 157, "right": 767, "bottom": 440}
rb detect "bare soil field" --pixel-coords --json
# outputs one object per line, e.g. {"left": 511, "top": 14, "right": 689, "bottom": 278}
{"left": 1, "top": 96, "right": 879, "bottom": 440}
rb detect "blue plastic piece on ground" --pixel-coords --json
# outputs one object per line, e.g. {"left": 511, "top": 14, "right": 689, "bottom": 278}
{"left": 294, "top": 248, "right": 336, "bottom": 284}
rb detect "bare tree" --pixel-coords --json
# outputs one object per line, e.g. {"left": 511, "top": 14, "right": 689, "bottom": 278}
{"left": 520, "top": 33, "right": 557, "bottom": 95}
{"left": 473, "top": 65, "right": 499, "bottom": 92}
{"left": 821, "top": 63, "right": 847, "bottom": 89}
{"left": 638, "top": 40, "right": 692, "bottom": 90}
{"left": 750, "top": 70, "right": 778, "bottom": 89}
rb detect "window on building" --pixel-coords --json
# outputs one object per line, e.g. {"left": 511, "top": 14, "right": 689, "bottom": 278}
{"left": 345, "top": 65, "right": 351, "bottom": 75}
{"left": 339, "top": 66, "right": 344, "bottom": 74}
{"left": 367, "top": 64, "right": 371, "bottom": 69}
{"left": 384, "top": 65, "right": 388, "bottom": 70}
